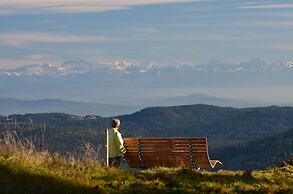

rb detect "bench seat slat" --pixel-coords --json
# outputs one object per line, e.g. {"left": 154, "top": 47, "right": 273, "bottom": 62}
{"left": 142, "top": 158, "right": 191, "bottom": 162}
{"left": 124, "top": 137, "right": 222, "bottom": 169}
{"left": 135, "top": 152, "right": 191, "bottom": 156}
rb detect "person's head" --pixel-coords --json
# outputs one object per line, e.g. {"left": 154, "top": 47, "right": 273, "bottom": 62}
{"left": 112, "top": 118, "right": 120, "bottom": 128}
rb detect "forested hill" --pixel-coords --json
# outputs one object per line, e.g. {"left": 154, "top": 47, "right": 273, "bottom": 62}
{"left": 214, "top": 127, "right": 293, "bottom": 170}
{"left": 2, "top": 104, "right": 293, "bottom": 169}
{"left": 121, "top": 105, "right": 293, "bottom": 149}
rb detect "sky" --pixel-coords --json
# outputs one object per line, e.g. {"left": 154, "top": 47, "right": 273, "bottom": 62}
{"left": 0, "top": 0, "right": 293, "bottom": 69}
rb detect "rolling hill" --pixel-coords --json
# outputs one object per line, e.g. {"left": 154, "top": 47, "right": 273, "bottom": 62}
{"left": 2, "top": 104, "right": 293, "bottom": 170}
{"left": 214, "top": 127, "right": 293, "bottom": 170}
{"left": 0, "top": 98, "right": 141, "bottom": 116}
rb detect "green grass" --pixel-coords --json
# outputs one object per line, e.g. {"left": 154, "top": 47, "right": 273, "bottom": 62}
{"left": 1, "top": 155, "right": 293, "bottom": 194}
{"left": 0, "top": 132, "right": 293, "bottom": 194}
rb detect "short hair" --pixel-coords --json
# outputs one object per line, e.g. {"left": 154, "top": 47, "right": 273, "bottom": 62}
{"left": 112, "top": 118, "right": 120, "bottom": 127}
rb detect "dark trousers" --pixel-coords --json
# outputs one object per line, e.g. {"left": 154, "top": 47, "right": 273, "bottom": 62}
{"left": 109, "top": 157, "right": 122, "bottom": 167}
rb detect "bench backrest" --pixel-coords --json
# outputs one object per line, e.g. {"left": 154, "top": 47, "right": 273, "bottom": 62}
{"left": 124, "top": 137, "right": 213, "bottom": 169}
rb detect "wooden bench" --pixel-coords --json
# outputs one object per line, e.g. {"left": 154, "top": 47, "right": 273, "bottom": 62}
{"left": 123, "top": 137, "right": 222, "bottom": 169}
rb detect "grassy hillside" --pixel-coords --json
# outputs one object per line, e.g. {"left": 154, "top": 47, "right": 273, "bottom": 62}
{"left": 0, "top": 132, "right": 293, "bottom": 194}
{"left": 2, "top": 158, "right": 293, "bottom": 194}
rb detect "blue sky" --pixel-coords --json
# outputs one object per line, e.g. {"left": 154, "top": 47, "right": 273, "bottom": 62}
{"left": 0, "top": 0, "right": 293, "bottom": 69}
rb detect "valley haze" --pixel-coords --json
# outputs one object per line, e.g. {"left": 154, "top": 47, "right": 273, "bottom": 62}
{"left": 1, "top": 0, "right": 293, "bottom": 107}
{"left": 1, "top": 59, "right": 293, "bottom": 108}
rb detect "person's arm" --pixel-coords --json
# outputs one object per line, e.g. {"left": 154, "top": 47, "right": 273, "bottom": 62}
{"left": 114, "top": 132, "right": 126, "bottom": 155}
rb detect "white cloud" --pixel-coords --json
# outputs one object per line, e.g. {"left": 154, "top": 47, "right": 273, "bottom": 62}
{"left": 0, "top": 0, "right": 207, "bottom": 14}
{"left": 238, "top": 2, "right": 293, "bottom": 9}
{"left": 248, "top": 44, "right": 293, "bottom": 51}
{"left": 270, "top": 44, "right": 293, "bottom": 51}
{"left": 168, "top": 20, "right": 293, "bottom": 29}
{"left": 122, "top": 32, "right": 275, "bottom": 44}
{"left": 229, "top": 21, "right": 293, "bottom": 29}
{"left": 0, "top": 32, "right": 114, "bottom": 47}
{"left": 130, "top": 27, "right": 160, "bottom": 34}
{"left": 0, "top": 57, "right": 61, "bottom": 69}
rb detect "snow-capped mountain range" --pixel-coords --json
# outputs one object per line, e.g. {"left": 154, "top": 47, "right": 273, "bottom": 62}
{"left": 1, "top": 58, "right": 293, "bottom": 106}
{"left": 1, "top": 58, "right": 293, "bottom": 77}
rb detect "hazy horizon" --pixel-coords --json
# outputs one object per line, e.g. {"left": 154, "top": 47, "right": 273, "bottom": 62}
{"left": 0, "top": 0, "right": 293, "bottom": 105}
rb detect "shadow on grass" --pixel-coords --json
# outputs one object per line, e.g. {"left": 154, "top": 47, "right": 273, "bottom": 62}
{"left": 134, "top": 169, "right": 262, "bottom": 184}
{"left": 96, "top": 168, "right": 276, "bottom": 194}
{"left": 0, "top": 164, "right": 102, "bottom": 194}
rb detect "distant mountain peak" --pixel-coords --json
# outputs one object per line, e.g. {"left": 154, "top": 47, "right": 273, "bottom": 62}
{"left": 1, "top": 59, "right": 293, "bottom": 79}
{"left": 111, "top": 60, "right": 134, "bottom": 72}
{"left": 0, "top": 60, "right": 96, "bottom": 77}
{"left": 286, "top": 60, "right": 293, "bottom": 68}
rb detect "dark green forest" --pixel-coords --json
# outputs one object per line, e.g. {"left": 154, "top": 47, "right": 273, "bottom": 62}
{"left": 1, "top": 104, "right": 293, "bottom": 170}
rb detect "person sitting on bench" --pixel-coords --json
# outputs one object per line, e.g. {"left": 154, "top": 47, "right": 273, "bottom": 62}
{"left": 108, "top": 118, "right": 126, "bottom": 167}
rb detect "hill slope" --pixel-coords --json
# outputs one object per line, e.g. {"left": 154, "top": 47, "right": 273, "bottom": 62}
{"left": 121, "top": 105, "right": 293, "bottom": 149}
{"left": 215, "top": 127, "right": 293, "bottom": 170}
{"left": 2, "top": 104, "right": 293, "bottom": 169}
{"left": 0, "top": 98, "right": 140, "bottom": 116}
{"left": 1, "top": 153, "right": 293, "bottom": 194}
{"left": 1, "top": 128, "right": 292, "bottom": 194}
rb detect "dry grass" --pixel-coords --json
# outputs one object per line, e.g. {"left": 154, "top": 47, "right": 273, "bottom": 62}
{"left": 0, "top": 130, "right": 293, "bottom": 194}
{"left": 0, "top": 130, "right": 102, "bottom": 171}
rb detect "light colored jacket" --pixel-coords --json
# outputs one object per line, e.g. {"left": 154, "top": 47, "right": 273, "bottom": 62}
{"left": 108, "top": 127, "right": 126, "bottom": 158}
